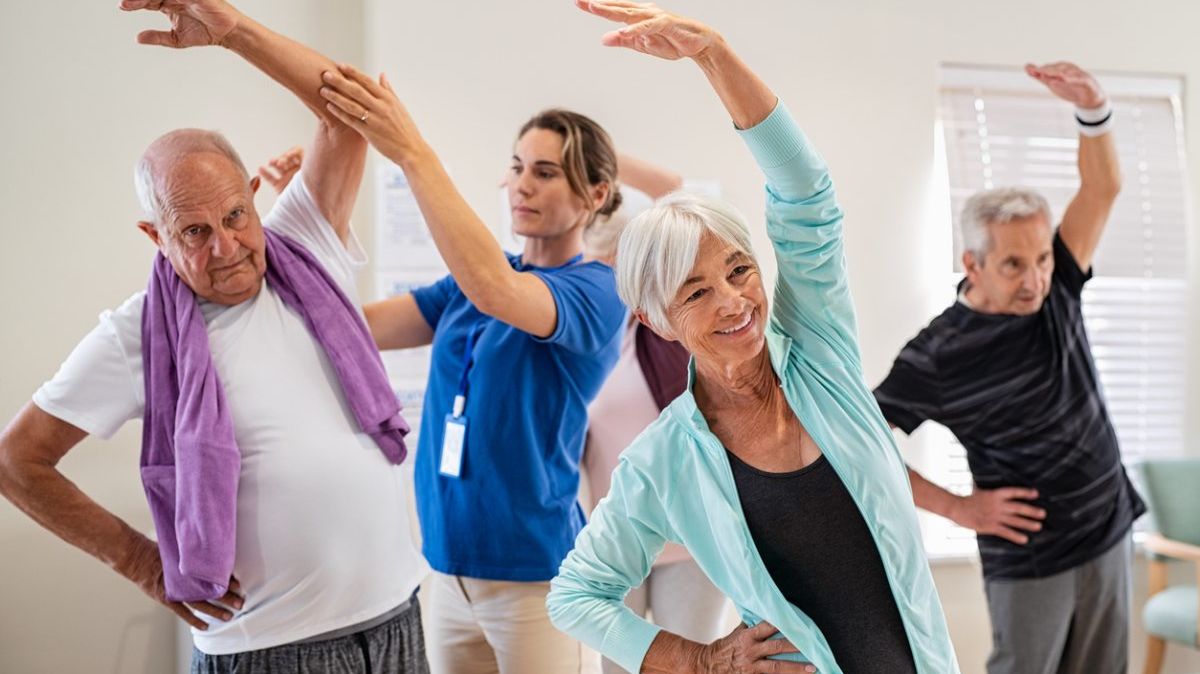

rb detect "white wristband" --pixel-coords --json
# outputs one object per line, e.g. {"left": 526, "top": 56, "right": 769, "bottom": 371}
{"left": 1076, "top": 100, "right": 1113, "bottom": 137}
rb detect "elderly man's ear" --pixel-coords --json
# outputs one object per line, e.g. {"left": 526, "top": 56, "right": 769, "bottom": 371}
{"left": 137, "top": 220, "right": 163, "bottom": 249}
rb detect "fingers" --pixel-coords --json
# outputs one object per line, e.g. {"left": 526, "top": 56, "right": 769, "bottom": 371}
{"left": 136, "top": 29, "right": 181, "bottom": 48}
{"left": 380, "top": 72, "right": 396, "bottom": 95}
{"left": 993, "top": 525, "right": 1030, "bottom": 545}
{"left": 997, "top": 487, "right": 1038, "bottom": 501}
{"left": 321, "top": 70, "right": 376, "bottom": 112}
{"left": 599, "top": 17, "right": 668, "bottom": 49}
{"left": 746, "top": 619, "right": 780, "bottom": 640}
{"left": 1002, "top": 513, "right": 1044, "bottom": 531}
{"left": 325, "top": 102, "right": 369, "bottom": 137}
{"left": 337, "top": 63, "right": 388, "bottom": 101}
{"left": 577, "top": 0, "right": 659, "bottom": 24}
{"left": 761, "top": 661, "right": 816, "bottom": 674}
{"left": 1006, "top": 502, "right": 1046, "bottom": 520}
{"left": 168, "top": 602, "right": 210, "bottom": 631}
{"left": 320, "top": 85, "right": 370, "bottom": 121}
{"left": 119, "top": 0, "right": 160, "bottom": 11}
{"left": 186, "top": 599, "right": 236, "bottom": 622}
{"left": 753, "top": 634, "right": 802, "bottom": 658}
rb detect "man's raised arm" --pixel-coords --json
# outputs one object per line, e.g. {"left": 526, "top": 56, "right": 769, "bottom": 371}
{"left": 1026, "top": 62, "right": 1122, "bottom": 271}
{"left": 121, "top": 0, "right": 367, "bottom": 242}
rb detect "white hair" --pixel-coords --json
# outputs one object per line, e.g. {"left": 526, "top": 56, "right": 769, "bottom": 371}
{"left": 615, "top": 191, "right": 756, "bottom": 333}
{"left": 960, "top": 187, "right": 1053, "bottom": 257}
{"left": 134, "top": 129, "right": 248, "bottom": 227}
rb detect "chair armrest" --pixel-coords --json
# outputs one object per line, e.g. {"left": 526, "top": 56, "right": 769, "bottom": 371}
{"left": 1144, "top": 534, "right": 1200, "bottom": 562}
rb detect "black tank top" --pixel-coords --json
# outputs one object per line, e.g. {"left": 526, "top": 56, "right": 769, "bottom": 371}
{"left": 727, "top": 452, "right": 917, "bottom": 673}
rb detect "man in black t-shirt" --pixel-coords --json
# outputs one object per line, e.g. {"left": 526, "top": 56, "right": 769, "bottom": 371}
{"left": 875, "top": 62, "right": 1145, "bottom": 674}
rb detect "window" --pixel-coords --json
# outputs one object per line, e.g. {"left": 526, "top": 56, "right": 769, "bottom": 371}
{"left": 921, "top": 65, "right": 1190, "bottom": 558}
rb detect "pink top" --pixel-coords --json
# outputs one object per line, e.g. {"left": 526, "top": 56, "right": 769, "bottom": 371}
{"left": 583, "top": 319, "right": 691, "bottom": 567}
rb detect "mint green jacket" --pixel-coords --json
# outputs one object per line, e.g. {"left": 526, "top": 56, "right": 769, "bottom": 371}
{"left": 547, "top": 102, "right": 959, "bottom": 674}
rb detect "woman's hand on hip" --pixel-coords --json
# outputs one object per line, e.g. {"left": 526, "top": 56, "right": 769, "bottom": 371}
{"left": 696, "top": 621, "right": 816, "bottom": 674}
{"left": 319, "top": 65, "right": 427, "bottom": 166}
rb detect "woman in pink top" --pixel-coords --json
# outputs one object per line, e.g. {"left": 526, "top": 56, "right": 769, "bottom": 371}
{"left": 582, "top": 155, "right": 731, "bottom": 674}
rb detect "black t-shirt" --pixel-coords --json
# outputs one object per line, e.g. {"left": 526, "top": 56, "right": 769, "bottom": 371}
{"left": 874, "top": 231, "right": 1145, "bottom": 579}
{"left": 728, "top": 453, "right": 917, "bottom": 673}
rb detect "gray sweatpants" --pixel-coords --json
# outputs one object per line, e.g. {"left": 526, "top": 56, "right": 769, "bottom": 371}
{"left": 190, "top": 596, "right": 429, "bottom": 674}
{"left": 985, "top": 536, "right": 1131, "bottom": 674}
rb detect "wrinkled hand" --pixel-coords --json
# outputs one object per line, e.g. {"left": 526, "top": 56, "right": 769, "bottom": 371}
{"left": 258, "top": 146, "right": 304, "bottom": 194}
{"left": 1025, "top": 62, "right": 1107, "bottom": 109}
{"left": 576, "top": 0, "right": 723, "bottom": 62}
{"left": 123, "top": 536, "right": 244, "bottom": 630}
{"left": 951, "top": 486, "right": 1045, "bottom": 545}
{"left": 697, "top": 621, "right": 816, "bottom": 674}
{"left": 319, "top": 65, "right": 425, "bottom": 164}
{"left": 118, "top": 0, "right": 240, "bottom": 49}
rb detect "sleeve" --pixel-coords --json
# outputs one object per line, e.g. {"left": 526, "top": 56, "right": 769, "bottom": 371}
{"left": 32, "top": 299, "right": 145, "bottom": 440}
{"left": 1052, "top": 229, "right": 1093, "bottom": 299}
{"left": 547, "top": 456, "right": 671, "bottom": 674}
{"left": 410, "top": 273, "right": 459, "bottom": 331}
{"left": 531, "top": 263, "right": 626, "bottom": 355}
{"left": 262, "top": 170, "right": 368, "bottom": 300}
{"left": 736, "top": 102, "right": 858, "bottom": 368}
{"left": 873, "top": 331, "right": 943, "bottom": 435}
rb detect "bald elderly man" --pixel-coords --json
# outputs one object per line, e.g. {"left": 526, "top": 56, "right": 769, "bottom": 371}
{"left": 0, "top": 1, "right": 428, "bottom": 672}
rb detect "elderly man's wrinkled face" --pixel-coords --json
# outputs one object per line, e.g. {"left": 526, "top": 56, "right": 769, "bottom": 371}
{"left": 963, "top": 215, "right": 1054, "bottom": 316}
{"left": 663, "top": 231, "right": 767, "bottom": 367}
{"left": 138, "top": 153, "right": 267, "bottom": 305}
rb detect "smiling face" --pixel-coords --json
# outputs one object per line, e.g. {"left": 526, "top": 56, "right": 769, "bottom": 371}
{"left": 658, "top": 231, "right": 768, "bottom": 368}
{"left": 138, "top": 152, "right": 267, "bottom": 305}
{"left": 963, "top": 214, "right": 1054, "bottom": 315}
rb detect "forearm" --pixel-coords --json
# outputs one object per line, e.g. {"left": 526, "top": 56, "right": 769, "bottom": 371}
{"left": 397, "top": 145, "right": 519, "bottom": 311}
{"left": 1078, "top": 130, "right": 1121, "bottom": 199}
{"left": 222, "top": 13, "right": 338, "bottom": 122}
{"left": 692, "top": 39, "right": 777, "bottom": 131}
{"left": 617, "top": 153, "right": 683, "bottom": 199}
{"left": 0, "top": 447, "right": 149, "bottom": 583}
{"left": 907, "top": 465, "right": 963, "bottom": 522}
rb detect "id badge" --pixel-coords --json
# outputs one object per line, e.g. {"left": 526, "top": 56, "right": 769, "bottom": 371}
{"left": 440, "top": 414, "right": 467, "bottom": 478}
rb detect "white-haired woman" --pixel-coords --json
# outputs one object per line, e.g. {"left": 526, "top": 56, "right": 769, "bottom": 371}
{"left": 548, "top": 3, "right": 959, "bottom": 674}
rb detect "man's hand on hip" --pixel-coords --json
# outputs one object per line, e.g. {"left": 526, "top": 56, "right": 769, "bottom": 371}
{"left": 950, "top": 486, "right": 1046, "bottom": 545}
{"left": 122, "top": 535, "right": 244, "bottom": 631}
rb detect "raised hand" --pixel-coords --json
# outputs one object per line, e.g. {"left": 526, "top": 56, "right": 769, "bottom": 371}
{"left": 118, "top": 0, "right": 241, "bottom": 49}
{"left": 1025, "top": 62, "right": 1107, "bottom": 109}
{"left": 258, "top": 146, "right": 304, "bottom": 194}
{"left": 319, "top": 65, "right": 424, "bottom": 165}
{"left": 575, "top": 0, "right": 722, "bottom": 62}
{"left": 951, "top": 486, "right": 1046, "bottom": 545}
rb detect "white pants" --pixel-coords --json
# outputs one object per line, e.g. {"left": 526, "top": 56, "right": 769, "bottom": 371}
{"left": 601, "top": 559, "right": 731, "bottom": 674}
{"left": 427, "top": 572, "right": 600, "bottom": 674}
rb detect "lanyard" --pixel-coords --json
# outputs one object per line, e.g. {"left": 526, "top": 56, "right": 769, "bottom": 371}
{"left": 452, "top": 322, "right": 487, "bottom": 418}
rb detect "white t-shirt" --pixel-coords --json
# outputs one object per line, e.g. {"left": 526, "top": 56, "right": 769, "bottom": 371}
{"left": 33, "top": 175, "right": 428, "bottom": 655}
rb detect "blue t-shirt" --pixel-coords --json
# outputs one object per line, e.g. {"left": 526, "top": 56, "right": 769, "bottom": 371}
{"left": 411, "top": 254, "right": 624, "bottom": 581}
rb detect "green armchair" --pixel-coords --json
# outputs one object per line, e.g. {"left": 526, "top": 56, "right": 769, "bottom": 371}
{"left": 1140, "top": 459, "right": 1200, "bottom": 674}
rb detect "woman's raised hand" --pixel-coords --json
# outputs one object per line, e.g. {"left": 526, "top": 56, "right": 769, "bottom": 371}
{"left": 319, "top": 65, "right": 425, "bottom": 166}
{"left": 576, "top": 0, "right": 722, "bottom": 63}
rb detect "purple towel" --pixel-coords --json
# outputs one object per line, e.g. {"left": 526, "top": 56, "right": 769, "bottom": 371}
{"left": 140, "top": 228, "right": 409, "bottom": 603}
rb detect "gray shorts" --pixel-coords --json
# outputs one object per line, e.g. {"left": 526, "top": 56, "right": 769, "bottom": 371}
{"left": 190, "top": 595, "right": 429, "bottom": 674}
{"left": 985, "top": 536, "right": 1131, "bottom": 674}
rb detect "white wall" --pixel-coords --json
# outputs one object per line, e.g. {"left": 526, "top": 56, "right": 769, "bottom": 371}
{"left": 1, "top": 0, "right": 1197, "bottom": 672}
